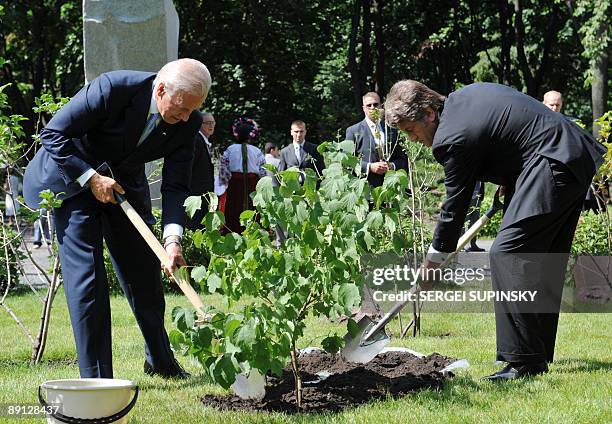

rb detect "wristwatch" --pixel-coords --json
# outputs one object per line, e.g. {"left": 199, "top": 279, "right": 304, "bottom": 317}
{"left": 163, "top": 235, "right": 181, "bottom": 249}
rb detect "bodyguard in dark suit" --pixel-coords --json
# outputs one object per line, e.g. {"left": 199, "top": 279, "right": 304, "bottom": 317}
{"left": 385, "top": 81, "right": 606, "bottom": 380}
{"left": 23, "top": 59, "right": 212, "bottom": 379}
{"left": 278, "top": 120, "right": 325, "bottom": 180}
{"left": 345, "top": 92, "right": 407, "bottom": 188}
{"left": 185, "top": 112, "right": 215, "bottom": 230}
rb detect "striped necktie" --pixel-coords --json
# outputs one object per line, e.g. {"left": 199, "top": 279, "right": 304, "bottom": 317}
{"left": 138, "top": 113, "right": 160, "bottom": 146}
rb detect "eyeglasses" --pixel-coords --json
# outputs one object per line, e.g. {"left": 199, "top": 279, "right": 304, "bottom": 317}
{"left": 203, "top": 121, "right": 216, "bottom": 125}
{"left": 363, "top": 103, "right": 380, "bottom": 109}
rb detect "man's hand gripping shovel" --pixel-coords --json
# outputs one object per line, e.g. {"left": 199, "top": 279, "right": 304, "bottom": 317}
{"left": 113, "top": 191, "right": 209, "bottom": 324}
{"left": 341, "top": 188, "right": 504, "bottom": 363}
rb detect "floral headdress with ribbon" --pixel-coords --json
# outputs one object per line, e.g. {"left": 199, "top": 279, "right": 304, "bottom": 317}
{"left": 231, "top": 116, "right": 259, "bottom": 141}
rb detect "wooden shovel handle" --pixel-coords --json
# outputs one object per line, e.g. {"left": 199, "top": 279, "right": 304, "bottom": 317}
{"left": 115, "top": 193, "right": 206, "bottom": 317}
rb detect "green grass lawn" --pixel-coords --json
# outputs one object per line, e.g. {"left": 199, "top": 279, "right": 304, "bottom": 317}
{"left": 1, "top": 289, "right": 610, "bottom": 423}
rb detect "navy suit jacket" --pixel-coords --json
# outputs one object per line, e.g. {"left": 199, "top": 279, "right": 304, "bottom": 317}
{"left": 345, "top": 118, "right": 407, "bottom": 187}
{"left": 277, "top": 141, "right": 325, "bottom": 174}
{"left": 431, "top": 82, "right": 606, "bottom": 252}
{"left": 24, "top": 70, "right": 202, "bottom": 227}
{"left": 185, "top": 131, "right": 214, "bottom": 230}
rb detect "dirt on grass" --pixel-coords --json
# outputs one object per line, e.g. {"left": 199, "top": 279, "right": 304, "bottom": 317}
{"left": 201, "top": 350, "right": 456, "bottom": 413}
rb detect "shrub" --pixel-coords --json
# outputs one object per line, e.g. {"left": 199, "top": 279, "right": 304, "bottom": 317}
{"left": 571, "top": 211, "right": 611, "bottom": 255}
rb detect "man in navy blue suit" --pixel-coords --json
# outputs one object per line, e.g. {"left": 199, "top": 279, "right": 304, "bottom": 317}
{"left": 23, "top": 58, "right": 211, "bottom": 379}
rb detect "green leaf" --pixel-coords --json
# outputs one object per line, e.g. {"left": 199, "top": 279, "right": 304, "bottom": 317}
{"left": 253, "top": 176, "right": 275, "bottom": 206}
{"left": 191, "top": 265, "right": 207, "bottom": 284}
{"left": 204, "top": 211, "right": 224, "bottom": 232}
{"left": 336, "top": 283, "right": 361, "bottom": 312}
{"left": 321, "top": 335, "right": 344, "bottom": 353}
{"left": 207, "top": 274, "right": 222, "bottom": 293}
{"left": 224, "top": 317, "right": 242, "bottom": 338}
{"left": 172, "top": 307, "right": 196, "bottom": 332}
{"left": 240, "top": 209, "right": 256, "bottom": 223}
{"left": 213, "top": 355, "right": 238, "bottom": 389}
{"left": 337, "top": 139, "right": 355, "bottom": 153}
{"left": 191, "top": 326, "right": 213, "bottom": 350}
{"left": 366, "top": 210, "right": 384, "bottom": 229}
{"left": 234, "top": 319, "right": 258, "bottom": 350}
{"left": 168, "top": 329, "right": 186, "bottom": 351}
{"left": 184, "top": 195, "right": 202, "bottom": 218}
{"left": 347, "top": 318, "right": 360, "bottom": 338}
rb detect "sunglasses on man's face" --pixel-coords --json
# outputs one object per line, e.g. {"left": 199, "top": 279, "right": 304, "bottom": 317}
{"left": 363, "top": 103, "right": 380, "bottom": 109}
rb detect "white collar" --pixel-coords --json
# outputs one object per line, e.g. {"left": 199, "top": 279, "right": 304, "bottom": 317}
{"left": 199, "top": 131, "right": 210, "bottom": 144}
{"left": 149, "top": 84, "right": 159, "bottom": 115}
{"left": 365, "top": 116, "right": 380, "bottom": 128}
{"left": 293, "top": 140, "right": 305, "bottom": 147}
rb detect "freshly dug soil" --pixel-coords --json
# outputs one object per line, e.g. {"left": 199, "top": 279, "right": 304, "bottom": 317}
{"left": 201, "top": 350, "right": 456, "bottom": 413}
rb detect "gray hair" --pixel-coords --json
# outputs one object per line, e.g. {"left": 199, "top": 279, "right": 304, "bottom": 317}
{"left": 154, "top": 58, "right": 212, "bottom": 101}
{"left": 384, "top": 80, "right": 444, "bottom": 127}
{"left": 543, "top": 90, "right": 563, "bottom": 102}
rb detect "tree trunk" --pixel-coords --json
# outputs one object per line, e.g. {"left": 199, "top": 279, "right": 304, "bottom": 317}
{"left": 348, "top": 0, "right": 364, "bottom": 111}
{"left": 290, "top": 344, "right": 302, "bottom": 409}
{"left": 513, "top": 0, "right": 536, "bottom": 96}
{"left": 497, "top": 0, "right": 512, "bottom": 84}
{"left": 32, "top": 256, "right": 62, "bottom": 364}
{"left": 591, "top": 26, "right": 609, "bottom": 140}
{"left": 373, "top": 0, "right": 385, "bottom": 95}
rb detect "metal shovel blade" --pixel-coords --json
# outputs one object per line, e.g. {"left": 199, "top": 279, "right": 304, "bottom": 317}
{"left": 341, "top": 315, "right": 390, "bottom": 363}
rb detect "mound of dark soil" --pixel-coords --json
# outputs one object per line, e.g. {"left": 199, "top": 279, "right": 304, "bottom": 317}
{"left": 201, "top": 350, "right": 456, "bottom": 413}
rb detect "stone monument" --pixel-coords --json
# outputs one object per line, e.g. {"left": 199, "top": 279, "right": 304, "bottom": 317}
{"left": 83, "top": 0, "right": 180, "bottom": 206}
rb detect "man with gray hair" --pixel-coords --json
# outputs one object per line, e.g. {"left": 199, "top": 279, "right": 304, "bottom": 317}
{"left": 542, "top": 90, "right": 563, "bottom": 113}
{"left": 385, "top": 80, "right": 606, "bottom": 381}
{"left": 23, "top": 58, "right": 211, "bottom": 379}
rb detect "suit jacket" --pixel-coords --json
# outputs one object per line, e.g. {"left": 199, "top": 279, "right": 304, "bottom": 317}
{"left": 185, "top": 131, "right": 214, "bottom": 230}
{"left": 277, "top": 141, "right": 325, "bottom": 178}
{"left": 431, "top": 82, "right": 607, "bottom": 252}
{"left": 23, "top": 70, "right": 202, "bottom": 227}
{"left": 345, "top": 118, "right": 407, "bottom": 187}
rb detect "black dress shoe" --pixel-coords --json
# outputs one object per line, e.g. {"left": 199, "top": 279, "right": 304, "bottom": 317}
{"left": 482, "top": 362, "right": 548, "bottom": 381}
{"left": 465, "top": 244, "right": 486, "bottom": 252}
{"left": 144, "top": 359, "right": 191, "bottom": 379}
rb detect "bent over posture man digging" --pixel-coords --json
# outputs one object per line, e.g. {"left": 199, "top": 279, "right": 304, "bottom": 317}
{"left": 24, "top": 59, "right": 211, "bottom": 379}
{"left": 384, "top": 80, "right": 606, "bottom": 380}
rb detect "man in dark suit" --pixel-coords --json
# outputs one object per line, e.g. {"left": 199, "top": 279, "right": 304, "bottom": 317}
{"left": 345, "top": 92, "right": 407, "bottom": 188}
{"left": 23, "top": 58, "right": 211, "bottom": 379}
{"left": 385, "top": 80, "right": 606, "bottom": 381}
{"left": 185, "top": 112, "right": 215, "bottom": 230}
{"left": 278, "top": 120, "right": 325, "bottom": 180}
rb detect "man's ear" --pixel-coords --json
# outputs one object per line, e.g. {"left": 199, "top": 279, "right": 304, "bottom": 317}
{"left": 156, "top": 82, "right": 165, "bottom": 97}
{"left": 425, "top": 106, "right": 436, "bottom": 123}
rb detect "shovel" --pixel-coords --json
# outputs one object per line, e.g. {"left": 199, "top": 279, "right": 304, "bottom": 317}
{"left": 113, "top": 191, "right": 208, "bottom": 321}
{"left": 341, "top": 189, "right": 504, "bottom": 363}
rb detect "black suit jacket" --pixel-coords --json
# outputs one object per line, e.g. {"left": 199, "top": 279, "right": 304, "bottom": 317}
{"left": 431, "top": 82, "right": 606, "bottom": 252}
{"left": 277, "top": 141, "right": 325, "bottom": 177}
{"left": 345, "top": 118, "right": 407, "bottom": 187}
{"left": 23, "top": 70, "right": 202, "bottom": 227}
{"left": 186, "top": 131, "right": 214, "bottom": 230}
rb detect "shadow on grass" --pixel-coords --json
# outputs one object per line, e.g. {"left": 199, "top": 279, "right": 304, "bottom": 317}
{"left": 0, "top": 355, "right": 77, "bottom": 368}
{"left": 553, "top": 358, "right": 612, "bottom": 373}
{"left": 138, "top": 373, "right": 215, "bottom": 391}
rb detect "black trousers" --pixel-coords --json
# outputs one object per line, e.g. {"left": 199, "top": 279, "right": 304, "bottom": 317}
{"left": 55, "top": 191, "right": 176, "bottom": 378}
{"left": 490, "top": 157, "right": 588, "bottom": 364}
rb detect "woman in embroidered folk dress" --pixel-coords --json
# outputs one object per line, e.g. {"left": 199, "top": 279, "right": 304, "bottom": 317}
{"left": 218, "top": 117, "right": 266, "bottom": 233}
